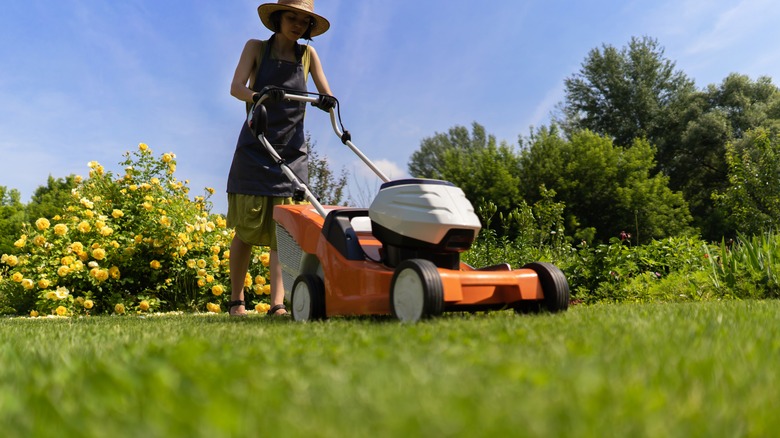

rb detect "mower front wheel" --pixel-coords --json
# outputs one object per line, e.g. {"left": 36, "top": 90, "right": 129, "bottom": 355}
{"left": 291, "top": 274, "right": 326, "bottom": 322}
{"left": 390, "top": 259, "right": 444, "bottom": 323}
{"left": 520, "top": 262, "right": 569, "bottom": 313}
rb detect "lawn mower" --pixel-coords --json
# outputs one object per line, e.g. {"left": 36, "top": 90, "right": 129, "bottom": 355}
{"left": 249, "top": 88, "right": 569, "bottom": 322}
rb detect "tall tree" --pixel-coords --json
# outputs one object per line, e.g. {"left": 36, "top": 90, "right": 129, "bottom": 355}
{"left": 561, "top": 36, "right": 696, "bottom": 151}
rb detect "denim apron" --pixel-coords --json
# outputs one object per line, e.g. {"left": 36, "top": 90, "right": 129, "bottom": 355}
{"left": 227, "top": 35, "right": 308, "bottom": 197}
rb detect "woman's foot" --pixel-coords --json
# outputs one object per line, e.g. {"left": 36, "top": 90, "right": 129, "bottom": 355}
{"left": 267, "top": 303, "right": 288, "bottom": 316}
{"left": 228, "top": 300, "right": 247, "bottom": 316}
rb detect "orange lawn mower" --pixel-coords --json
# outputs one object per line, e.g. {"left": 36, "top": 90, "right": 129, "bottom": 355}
{"left": 248, "top": 88, "right": 570, "bottom": 323}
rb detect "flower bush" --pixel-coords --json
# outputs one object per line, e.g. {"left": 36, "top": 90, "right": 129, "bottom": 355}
{"left": 0, "top": 143, "right": 272, "bottom": 316}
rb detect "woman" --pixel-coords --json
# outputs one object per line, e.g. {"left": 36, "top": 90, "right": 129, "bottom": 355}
{"left": 226, "top": 0, "right": 335, "bottom": 316}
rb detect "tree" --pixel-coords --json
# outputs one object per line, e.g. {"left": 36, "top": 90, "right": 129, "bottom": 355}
{"left": 306, "top": 135, "right": 350, "bottom": 206}
{"left": 26, "top": 175, "right": 80, "bottom": 222}
{"left": 674, "top": 74, "right": 780, "bottom": 237}
{"left": 560, "top": 36, "right": 696, "bottom": 151}
{"left": 715, "top": 128, "right": 780, "bottom": 235}
{"left": 0, "top": 187, "right": 25, "bottom": 255}
{"left": 408, "top": 122, "right": 493, "bottom": 179}
{"left": 520, "top": 129, "right": 693, "bottom": 243}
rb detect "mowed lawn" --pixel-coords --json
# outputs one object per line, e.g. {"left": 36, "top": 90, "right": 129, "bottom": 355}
{"left": 1, "top": 300, "right": 778, "bottom": 437}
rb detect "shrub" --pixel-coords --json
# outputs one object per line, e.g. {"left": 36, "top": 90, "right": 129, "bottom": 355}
{"left": 0, "top": 143, "right": 271, "bottom": 316}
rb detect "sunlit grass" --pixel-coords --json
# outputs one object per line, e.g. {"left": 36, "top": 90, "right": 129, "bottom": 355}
{"left": 2, "top": 301, "right": 779, "bottom": 437}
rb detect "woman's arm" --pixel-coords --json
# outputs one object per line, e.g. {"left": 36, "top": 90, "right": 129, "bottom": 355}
{"left": 308, "top": 46, "right": 333, "bottom": 96}
{"left": 230, "top": 39, "right": 263, "bottom": 103}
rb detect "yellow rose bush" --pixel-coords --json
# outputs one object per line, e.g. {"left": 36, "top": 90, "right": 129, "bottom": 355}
{"left": 0, "top": 143, "right": 271, "bottom": 316}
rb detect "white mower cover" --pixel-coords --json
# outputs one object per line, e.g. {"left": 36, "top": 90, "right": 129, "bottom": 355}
{"left": 368, "top": 179, "right": 482, "bottom": 245}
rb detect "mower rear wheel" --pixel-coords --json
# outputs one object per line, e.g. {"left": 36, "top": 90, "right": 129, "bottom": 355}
{"left": 390, "top": 259, "right": 444, "bottom": 323}
{"left": 291, "top": 274, "right": 326, "bottom": 322}
{"left": 520, "top": 262, "right": 570, "bottom": 313}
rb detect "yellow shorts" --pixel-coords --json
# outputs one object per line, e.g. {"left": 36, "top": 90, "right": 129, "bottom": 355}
{"left": 226, "top": 194, "right": 293, "bottom": 250}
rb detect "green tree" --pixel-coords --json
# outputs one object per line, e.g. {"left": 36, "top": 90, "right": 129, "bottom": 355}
{"left": 0, "top": 187, "right": 25, "bottom": 255}
{"left": 408, "top": 122, "right": 493, "bottom": 179}
{"left": 560, "top": 36, "right": 696, "bottom": 151}
{"left": 520, "top": 129, "right": 693, "bottom": 243}
{"left": 26, "top": 175, "right": 80, "bottom": 222}
{"left": 675, "top": 74, "right": 780, "bottom": 238}
{"left": 715, "top": 128, "right": 780, "bottom": 235}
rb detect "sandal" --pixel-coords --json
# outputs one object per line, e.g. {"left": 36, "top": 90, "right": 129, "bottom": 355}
{"left": 228, "top": 300, "right": 246, "bottom": 316}
{"left": 267, "top": 303, "right": 288, "bottom": 316}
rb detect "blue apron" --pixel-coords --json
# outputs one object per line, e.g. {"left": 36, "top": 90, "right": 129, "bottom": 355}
{"left": 227, "top": 35, "right": 308, "bottom": 196}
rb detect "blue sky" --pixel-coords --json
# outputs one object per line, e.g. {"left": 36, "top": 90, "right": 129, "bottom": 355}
{"left": 2, "top": 0, "right": 779, "bottom": 213}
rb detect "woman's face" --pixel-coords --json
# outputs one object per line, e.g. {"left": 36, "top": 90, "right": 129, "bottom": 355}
{"left": 279, "top": 11, "right": 312, "bottom": 40}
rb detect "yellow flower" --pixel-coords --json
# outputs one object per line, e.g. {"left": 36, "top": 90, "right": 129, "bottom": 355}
{"left": 142, "top": 202, "right": 153, "bottom": 211}
{"left": 253, "top": 284, "right": 263, "bottom": 295}
{"left": 134, "top": 235, "right": 143, "bottom": 244}
{"left": 84, "top": 209, "right": 95, "bottom": 218}
{"left": 77, "top": 221, "right": 91, "bottom": 233}
{"left": 37, "top": 278, "right": 51, "bottom": 289}
{"left": 197, "top": 268, "right": 207, "bottom": 277}
{"left": 115, "top": 303, "right": 125, "bottom": 314}
{"left": 150, "top": 260, "right": 161, "bottom": 270}
{"left": 30, "top": 310, "right": 39, "bottom": 317}
{"left": 197, "top": 278, "right": 206, "bottom": 287}
{"left": 21, "top": 279, "right": 34, "bottom": 290}
{"left": 70, "top": 242, "right": 84, "bottom": 253}
{"left": 56, "top": 306, "right": 68, "bottom": 316}
{"left": 80, "top": 197, "right": 94, "bottom": 209}
{"left": 151, "top": 177, "right": 161, "bottom": 185}
{"left": 87, "top": 160, "right": 99, "bottom": 169}
{"left": 129, "top": 184, "right": 138, "bottom": 191}
{"left": 254, "top": 275, "right": 267, "bottom": 285}
{"left": 138, "top": 143, "right": 149, "bottom": 152}
{"left": 84, "top": 300, "right": 94, "bottom": 310}
{"left": 109, "top": 266, "right": 121, "bottom": 279}
{"left": 112, "top": 209, "right": 124, "bottom": 218}
{"left": 54, "top": 223, "right": 68, "bottom": 236}
{"left": 168, "top": 163, "right": 177, "bottom": 174}
{"left": 244, "top": 273, "right": 253, "bottom": 288}
{"left": 75, "top": 296, "right": 85, "bottom": 306}
{"left": 139, "top": 300, "right": 150, "bottom": 311}
{"left": 57, "top": 266, "right": 70, "bottom": 277}
{"left": 61, "top": 255, "right": 74, "bottom": 266}
{"left": 33, "top": 236, "right": 46, "bottom": 247}
{"left": 5, "top": 255, "right": 18, "bottom": 267}
{"left": 35, "top": 218, "right": 50, "bottom": 230}
{"left": 100, "top": 227, "right": 113, "bottom": 237}
{"left": 255, "top": 303, "right": 271, "bottom": 313}
{"left": 92, "top": 248, "right": 106, "bottom": 261}
{"left": 197, "top": 259, "right": 207, "bottom": 269}
{"left": 206, "top": 302, "right": 221, "bottom": 313}
{"left": 159, "top": 216, "right": 172, "bottom": 227}
{"left": 177, "top": 246, "right": 188, "bottom": 257}
{"left": 260, "top": 252, "right": 270, "bottom": 267}
{"left": 186, "top": 259, "right": 197, "bottom": 269}
{"left": 12, "top": 272, "right": 23, "bottom": 282}
{"left": 211, "top": 285, "right": 224, "bottom": 296}
{"left": 206, "top": 275, "right": 214, "bottom": 283}
{"left": 94, "top": 269, "right": 109, "bottom": 282}
{"left": 162, "top": 153, "right": 173, "bottom": 163}
{"left": 262, "top": 284, "right": 271, "bottom": 295}
{"left": 45, "top": 291, "right": 58, "bottom": 300}
{"left": 210, "top": 245, "right": 221, "bottom": 255}
{"left": 13, "top": 236, "right": 26, "bottom": 248}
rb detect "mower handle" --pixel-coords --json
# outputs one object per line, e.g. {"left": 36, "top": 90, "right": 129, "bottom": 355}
{"left": 253, "top": 90, "right": 391, "bottom": 183}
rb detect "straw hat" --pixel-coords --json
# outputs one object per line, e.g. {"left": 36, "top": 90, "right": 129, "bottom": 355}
{"left": 257, "top": 0, "right": 330, "bottom": 37}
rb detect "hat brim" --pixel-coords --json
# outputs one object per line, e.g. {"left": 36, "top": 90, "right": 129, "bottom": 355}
{"left": 257, "top": 4, "right": 330, "bottom": 37}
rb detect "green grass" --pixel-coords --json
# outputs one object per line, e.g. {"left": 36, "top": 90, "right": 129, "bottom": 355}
{"left": 2, "top": 301, "right": 779, "bottom": 437}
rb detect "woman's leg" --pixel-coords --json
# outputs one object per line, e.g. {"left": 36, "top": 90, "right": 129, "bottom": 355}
{"left": 269, "top": 249, "right": 287, "bottom": 314}
{"left": 229, "top": 235, "right": 253, "bottom": 315}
